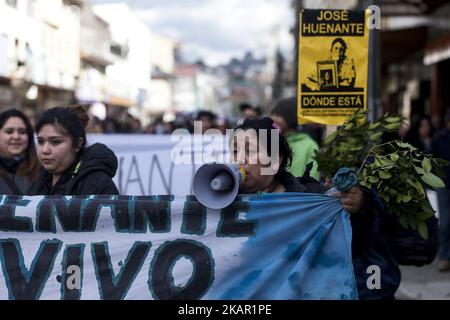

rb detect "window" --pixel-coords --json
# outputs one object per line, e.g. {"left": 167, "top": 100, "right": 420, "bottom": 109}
{"left": 110, "top": 42, "right": 129, "bottom": 58}
{"left": 6, "top": 0, "right": 18, "bottom": 8}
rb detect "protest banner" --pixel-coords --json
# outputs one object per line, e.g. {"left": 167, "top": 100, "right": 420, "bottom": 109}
{"left": 0, "top": 193, "right": 357, "bottom": 300}
{"left": 298, "top": 9, "right": 370, "bottom": 125}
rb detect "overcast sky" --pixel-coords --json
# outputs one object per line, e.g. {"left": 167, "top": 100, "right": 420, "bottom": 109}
{"left": 91, "top": 0, "right": 294, "bottom": 66}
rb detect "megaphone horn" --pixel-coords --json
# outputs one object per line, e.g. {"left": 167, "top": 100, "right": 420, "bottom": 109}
{"left": 192, "top": 163, "right": 246, "bottom": 209}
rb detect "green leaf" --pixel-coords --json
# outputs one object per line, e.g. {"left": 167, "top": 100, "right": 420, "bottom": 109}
{"left": 389, "top": 153, "right": 399, "bottom": 161}
{"left": 416, "top": 182, "right": 425, "bottom": 197}
{"left": 368, "top": 176, "right": 379, "bottom": 184}
{"left": 422, "top": 158, "right": 432, "bottom": 173}
{"left": 417, "top": 210, "right": 433, "bottom": 221}
{"left": 406, "top": 213, "right": 417, "bottom": 229}
{"left": 324, "top": 130, "right": 338, "bottom": 145}
{"left": 384, "top": 123, "right": 401, "bottom": 130}
{"left": 384, "top": 116, "right": 402, "bottom": 123}
{"left": 369, "top": 122, "right": 381, "bottom": 130}
{"left": 380, "top": 193, "right": 389, "bottom": 203}
{"left": 415, "top": 166, "right": 425, "bottom": 175}
{"left": 422, "top": 201, "right": 434, "bottom": 214}
{"left": 417, "top": 221, "right": 428, "bottom": 239}
{"left": 420, "top": 173, "right": 446, "bottom": 189}
{"left": 379, "top": 171, "right": 392, "bottom": 179}
{"left": 399, "top": 215, "right": 408, "bottom": 229}
{"left": 395, "top": 141, "right": 415, "bottom": 149}
{"left": 402, "top": 194, "right": 412, "bottom": 202}
{"left": 344, "top": 123, "right": 354, "bottom": 130}
{"left": 369, "top": 132, "right": 383, "bottom": 141}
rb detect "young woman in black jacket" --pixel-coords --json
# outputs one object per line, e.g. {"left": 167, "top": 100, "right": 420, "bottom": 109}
{"left": 0, "top": 109, "right": 40, "bottom": 194}
{"left": 28, "top": 107, "right": 119, "bottom": 195}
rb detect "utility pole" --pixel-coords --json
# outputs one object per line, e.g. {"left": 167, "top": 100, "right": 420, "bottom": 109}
{"left": 360, "top": 0, "right": 381, "bottom": 121}
{"left": 293, "top": 0, "right": 302, "bottom": 96}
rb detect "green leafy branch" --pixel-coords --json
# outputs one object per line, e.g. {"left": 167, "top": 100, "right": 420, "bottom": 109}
{"left": 315, "top": 110, "right": 449, "bottom": 238}
{"left": 358, "top": 141, "right": 448, "bottom": 239}
{"left": 315, "top": 109, "right": 404, "bottom": 180}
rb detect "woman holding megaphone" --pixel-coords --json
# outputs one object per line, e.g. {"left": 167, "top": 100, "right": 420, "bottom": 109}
{"left": 225, "top": 117, "right": 437, "bottom": 300}
{"left": 232, "top": 117, "right": 363, "bottom": 213}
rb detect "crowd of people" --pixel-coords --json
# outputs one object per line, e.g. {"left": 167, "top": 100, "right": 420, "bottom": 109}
{"left": 0, "top": 99, "right": 449, "bottom": 300}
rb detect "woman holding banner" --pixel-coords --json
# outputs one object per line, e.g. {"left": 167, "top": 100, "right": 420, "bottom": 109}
{"left": 28, "top": 107, "right": 119, "bottom": 196}
{"left": 0, "top": 109, "right": 40, "bottom": 194}
{"left": 231, "top": 117, "right": 438, "bottom": 300}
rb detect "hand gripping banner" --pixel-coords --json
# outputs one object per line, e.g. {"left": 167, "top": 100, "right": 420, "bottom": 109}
{"left": 0, "top": 193, "right": 357, "bottom": 300}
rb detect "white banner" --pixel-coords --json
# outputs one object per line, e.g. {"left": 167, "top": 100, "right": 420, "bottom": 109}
{"left": 88, "top": 134, "right": 229, "bottom": 196}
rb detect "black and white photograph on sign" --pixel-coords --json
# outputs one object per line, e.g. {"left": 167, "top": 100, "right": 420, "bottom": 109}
{"left": 317, "top": 61, "right": 338, "bottom": 89}
{"left": 302, "top": 37, "right": 363, "bottom": 93}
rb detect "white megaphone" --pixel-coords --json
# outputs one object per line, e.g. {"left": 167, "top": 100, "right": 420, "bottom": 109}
{"left": 192, "top": 163, "right": 246, "bottom": 209}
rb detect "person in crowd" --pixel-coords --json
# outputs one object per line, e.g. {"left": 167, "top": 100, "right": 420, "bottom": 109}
{"left": 86, "top": 115, "right": 104, "bottom": 134}
{"left": 0, "top": 109, "right": 40, "bottom": 194}
{"left": 130, "top": 116, "right": 144, "bottom": 134}
{"left": 406, "top": 115, "right": 434, "bottom": 153}
{"left": 271, "top": 97, "right": 320, "bottom": 181}
{"left": 195, "top": 110, "right": 217, "bottom": 134}
{"left": 432, "top": 109, "right": 450, "bottom": 272}
{"left": 231, "top": 117, "right": 438, "bottom": 299}
{"left": 216, "top": 116, "right": 232, "bottom": 135}
{"left": 102, "top": 117, "right": 119, "bottom": 134}
{"left": 28, "top": 107, "right": 119, "bottom": 195}
{"left": 240, "top": 103, "right": 262, "bottom": 120}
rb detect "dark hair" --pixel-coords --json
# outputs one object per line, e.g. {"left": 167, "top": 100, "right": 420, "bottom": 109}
{"left": 239, "top": 103, "right": 253, "bottom": 112}
{"left": 233, "top": 117, "right": 293, "bottom": 178}
{"left": 65, "top": 104, "right": 90, "bottom": 129}
{"left": 405, "top": 115, "right": 434, "bottom": 150}
{"left": 196, "top": 110, "right": 216, "bottom": 121}
{"left": 271, "top": 97, "right": 298, "bottom": 130}
{"left": 0, "top": 109, "right": 40, "bottom": 177}
{"left": 331, "top": 38, "right": 347, "bottom": 52}
{"left": 36, "top": 107, "right": 87, "bottom": 153}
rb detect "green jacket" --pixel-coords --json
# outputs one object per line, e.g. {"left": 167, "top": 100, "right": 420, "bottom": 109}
{"left": 286, "top": 132, "right": 320, "bottom": 180}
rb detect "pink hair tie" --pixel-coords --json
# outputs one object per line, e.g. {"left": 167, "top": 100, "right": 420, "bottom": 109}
{"left": 272, "top": 123, "right": 281, "bottom": 131}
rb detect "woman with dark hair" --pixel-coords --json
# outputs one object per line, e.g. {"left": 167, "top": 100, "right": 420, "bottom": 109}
{"left": 406, "top": 115, "right": 434, "bottom": 153}
{"left": 231, "top": 117, "right": 438, "bottom": 300}
{"left": 0, "top": 109, "right": 40, "bottom": 194}
{"left": 28, "top": 107, "right": 119, "bottom": 195}
{"left": 232, "top": 117, "right": 353, "bottom": 202}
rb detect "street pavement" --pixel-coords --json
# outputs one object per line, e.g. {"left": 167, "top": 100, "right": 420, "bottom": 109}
{"left": 395, "top": 191, "right": 450, "bottom": 300}
{"left": 396, "top": 259, "right": 450, "bottom": 300}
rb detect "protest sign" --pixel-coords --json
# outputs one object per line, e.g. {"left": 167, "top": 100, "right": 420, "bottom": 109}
{"left": 298, "top": 9, "right": 370, "bottom": 125}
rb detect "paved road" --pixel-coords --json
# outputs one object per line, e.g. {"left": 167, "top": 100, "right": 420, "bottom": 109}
{"left": 396, "top": 260, "right": 450, "bottom": 300}
{"left": 393, "top": 190, "right": 450, "bottom": 300}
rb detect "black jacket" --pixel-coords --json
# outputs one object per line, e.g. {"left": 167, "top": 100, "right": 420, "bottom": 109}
{"left": 278, "top": 169, "right": 438, "bottom": 300}
{"left": 0, "top": 156, "right": 33, "bottom": 195}
{"left": 431, "top": 128, "right": 450, "bottom": 188}
{"left": 28, "top": 143, "right": 119, "bottom": 196}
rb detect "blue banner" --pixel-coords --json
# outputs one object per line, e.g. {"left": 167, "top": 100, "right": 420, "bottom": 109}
{"left": 0, "top": 193, "right": 357, "bottom": 300}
